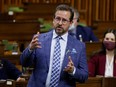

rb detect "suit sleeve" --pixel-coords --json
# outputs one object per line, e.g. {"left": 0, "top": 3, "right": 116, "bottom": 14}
{"left": 74, "top": 43, "right": 88, "bottom": 83}
{"left": 20, "top": 47, "right": 35, "bottom": 67}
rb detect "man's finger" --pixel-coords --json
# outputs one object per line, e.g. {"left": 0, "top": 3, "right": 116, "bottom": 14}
{"left": 68, "top": 56, "right": 74, "bottom": 66}
{"left": 37, "top": 32, "right": 40, "bottom": 35}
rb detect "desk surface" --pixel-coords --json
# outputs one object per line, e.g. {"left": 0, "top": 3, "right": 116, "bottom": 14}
{"left": 76, "top": 77, "right": 116, "bottom": 87}
{"left": 76, "top": 77, "right": 102, "bottom": 87}
{"left": 0, "top": 80, "right": 28, "bottom": 87}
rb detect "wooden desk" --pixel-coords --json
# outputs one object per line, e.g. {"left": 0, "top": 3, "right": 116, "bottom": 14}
{"left": 76, "top": 77, "right": 116, "bottom": 87}
{"left": 0, "top": 80, "right": 28, "bottom": 87}
{"left": 0, "top": 80, "right": 15, "bottom": 87}
{"left": 102, "top": 77, "right": 116, "bottom": 87}
{"left": 76, "top": 77, "right": 102, "bottom": 87}
{"left": 16, "top": 81, "right": 28, "bottom": 87}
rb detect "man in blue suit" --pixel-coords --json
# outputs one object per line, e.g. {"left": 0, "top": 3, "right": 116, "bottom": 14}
{"left": 69, "top": 9, "right": 99, "bottom": 42}
{"left": 20, "top": 4, "right": 88, "bottom": 87}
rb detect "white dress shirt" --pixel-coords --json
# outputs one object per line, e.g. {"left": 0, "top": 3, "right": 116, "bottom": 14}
{"left": 105, "top": 55, "right": 114, "bottom": 77}
{"left": 46, "top": 30, "right": 68, "bottom": 87}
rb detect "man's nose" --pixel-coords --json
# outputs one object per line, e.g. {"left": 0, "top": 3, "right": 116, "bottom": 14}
{"left": 58, "top": 20, "right": 63, "bottom": 25}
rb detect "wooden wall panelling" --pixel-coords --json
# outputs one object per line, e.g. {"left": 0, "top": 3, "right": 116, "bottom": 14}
{"left": 114, "top": 0, "right": 116, "bottom": 20}
{"left": 102, "top": 0, "right": 106, "bottom": 21}
{"left": 94, "top": 0, "right": 99, "bottom": 21}
{"left": 16, "top": 0, "right": 73, "bottom": 4}
{"left": 110, "top": 0, "right": 114, "bottom": 20}
{"left": 91, "top": 0, "right": 116, "bottom": 22}
{"left": 0, "top": 0, "right": 5, "bottom": 13}
{"left": 88, "top": 0, "right": 92, "bottom": 26}
{"left": 0, "top": 1, "right": 2, "bottom": 13}
{"left": 93, "top": 21, "right": 116, "bottom": 40}
{"left": 75, "top": 0, "right": 80, "bottom": 10}
{"left": 81, "top": 0, "right": 88, "bottom": 25}
{"left": 70, "top": 0, "right": 74, "bottom": 7}
{"left": 100, "top": 0, "right": 107, "bottom": 21}
{"left": 0, "top": 0, "right": 116, "bottom": 27}
{"left": 98, "top": 0, "right": 103, "bottom": 20}
{"left": 74, "top": 0, "right": 88, "bottom": 25}
{"left": 110, "top": 0, "right": 116, "bottom": 21}
{"left": 106, "top": 0, "right": 110, "bottom": 21}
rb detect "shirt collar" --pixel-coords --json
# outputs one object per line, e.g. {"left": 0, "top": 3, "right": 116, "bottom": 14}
{"left": 53, "top": 30, "right": 68, "bottom": 41}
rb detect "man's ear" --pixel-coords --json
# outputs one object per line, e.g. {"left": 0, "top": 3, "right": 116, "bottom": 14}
{"left": 70, "top": 21, "right": 73, "bottom": 26}
{"left": 77, "top": 18, "right": 80, "bottom": 22}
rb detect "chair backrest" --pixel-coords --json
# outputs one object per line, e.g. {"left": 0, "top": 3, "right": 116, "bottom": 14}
{"left": 85, "top": 42, "right": 102, "bottom": 61}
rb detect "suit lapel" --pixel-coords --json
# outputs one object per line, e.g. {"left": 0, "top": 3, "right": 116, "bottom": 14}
{"left": 44, "top": 31, "right": 53, "bottom": 69}
{"left": 61, "top": 35, "right": 74, "bottom": 72}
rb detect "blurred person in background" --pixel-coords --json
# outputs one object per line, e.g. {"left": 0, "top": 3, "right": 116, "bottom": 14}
{"left": 88, "top": 29, "right": 116, "bottom": 77}
{"left": 69, "top": 8, "right": 99, "bottom": 42}
{"left": 0, "top": 58, "right": 25, "bottom": 81}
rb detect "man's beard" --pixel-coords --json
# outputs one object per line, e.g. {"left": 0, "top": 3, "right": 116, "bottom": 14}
{"left": 55, "top": 25, "right": 65, "bottom": 35}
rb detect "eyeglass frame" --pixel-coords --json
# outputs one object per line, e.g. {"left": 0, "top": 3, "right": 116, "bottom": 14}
{"left": 73, "top": 17, "right": 79, "bottom": 22}
{"left": 53, "top": 16, "right": 70, "bottom": 25}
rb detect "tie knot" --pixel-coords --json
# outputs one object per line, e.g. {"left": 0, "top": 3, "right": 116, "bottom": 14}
{"left": 56, "top": 36, "right": 62, "bottom": 40}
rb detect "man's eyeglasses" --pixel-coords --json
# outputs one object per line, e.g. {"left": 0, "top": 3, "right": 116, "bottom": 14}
{"left": 54, "top": 17, "right": 70, "bottom": 24}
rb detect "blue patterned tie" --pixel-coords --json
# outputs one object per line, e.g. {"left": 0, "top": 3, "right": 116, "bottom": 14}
{"left": 49, "top": 36, "right": 61, "bottom": 87}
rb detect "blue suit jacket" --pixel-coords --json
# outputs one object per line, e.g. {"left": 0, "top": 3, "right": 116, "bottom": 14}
{"left": 69, "top": 25, "right": 99, "bottom": 42}
{"left": 20, "top": 30, "right": 88, "bottom": 87}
